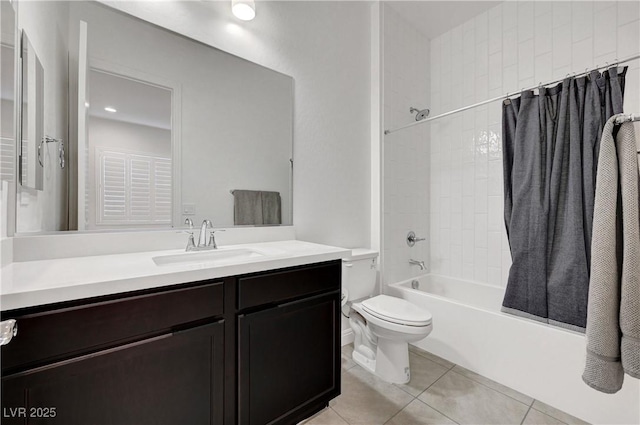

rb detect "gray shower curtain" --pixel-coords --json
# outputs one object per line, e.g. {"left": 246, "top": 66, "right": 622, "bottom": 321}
{"left": 501, "top": 67, "right": 627, "bottom": 332}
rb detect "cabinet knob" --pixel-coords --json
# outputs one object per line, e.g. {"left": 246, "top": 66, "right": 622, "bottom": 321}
{"left": 0, "top": 319, "right": 17, "bottom": 346}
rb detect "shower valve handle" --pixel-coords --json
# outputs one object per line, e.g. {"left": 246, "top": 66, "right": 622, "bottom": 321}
{"left": 407, "top": 231, "right": 426, "bottom": 247}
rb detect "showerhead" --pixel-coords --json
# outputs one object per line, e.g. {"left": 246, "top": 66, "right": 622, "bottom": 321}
{"left": 409, "top": 106, "right": 430, "bottom": 121}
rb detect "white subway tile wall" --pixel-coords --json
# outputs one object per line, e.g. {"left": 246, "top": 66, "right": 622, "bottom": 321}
{"left": 382, "top": 4, "right": 431, "bottom": 284}
{"left": 428, "top": 1, "right": 640, "bottom": 287}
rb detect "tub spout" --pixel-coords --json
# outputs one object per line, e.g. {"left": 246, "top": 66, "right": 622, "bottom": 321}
{"left": 409, "top": 259, "right": 426, "bottom": 271}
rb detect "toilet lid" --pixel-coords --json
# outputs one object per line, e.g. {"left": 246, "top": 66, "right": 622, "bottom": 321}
{"left": 361, "top": 295, "right": 432, "bottom": 326}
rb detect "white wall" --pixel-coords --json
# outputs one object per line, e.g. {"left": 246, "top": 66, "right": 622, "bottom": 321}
{"left": 88, "top": 117, "right": 171, "bottom": 159}
{"left": 102, "top": 0, "right": 372, "bottom": 249}
{"left": 0, "top": 99, "right": 12, "bottom": 138}
{"left": 15, "top": 1, "right": 69, "bottom": 233}
{"left": 382, "top": 5, "right": 431, "bottom": 284}
{"left": 428, "top": 1, "right": 640, "bottom": 287}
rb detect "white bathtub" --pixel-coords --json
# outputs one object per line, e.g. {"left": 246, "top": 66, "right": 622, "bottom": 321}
{"left": 388, "top": 274, "right": 640, "bottom": 425}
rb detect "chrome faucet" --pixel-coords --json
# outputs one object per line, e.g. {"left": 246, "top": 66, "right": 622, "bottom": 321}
{"left": 409, "top": 259, "right": 426, "bottom": 271}
{"left": 184, "top": 218, "right": 221, "bottom": 251}
{"left": 184, "top": 218, "right": 196, "bottom": 251}
{"left": 198, "top": 219, "right": 213, "bottom": 247}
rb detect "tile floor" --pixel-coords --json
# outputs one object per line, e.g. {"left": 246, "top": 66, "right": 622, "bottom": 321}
{"left": 303, "top": 345, "right": 590, "bottom": 425}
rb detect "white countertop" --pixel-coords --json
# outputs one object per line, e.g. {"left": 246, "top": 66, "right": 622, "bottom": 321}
{"left": 1, "top": 240, "right": 350, "bottom": 311}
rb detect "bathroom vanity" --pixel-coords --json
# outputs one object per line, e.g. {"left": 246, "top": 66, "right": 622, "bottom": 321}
{"left": 0, "top": 241, "right": 346, "bottom": 425}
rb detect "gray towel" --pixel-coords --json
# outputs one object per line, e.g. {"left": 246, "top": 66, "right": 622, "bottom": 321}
{"left": 583, "top": 117, "right": 640, "bottom": 393}
{"left": 233, "top": 190, "right": 263, "bottom": 225}
{"left": 233, "top": 190, "right": 282, "bottom": 225}
{"left": 261, "top": 191, "right": 281, "bottom": 225}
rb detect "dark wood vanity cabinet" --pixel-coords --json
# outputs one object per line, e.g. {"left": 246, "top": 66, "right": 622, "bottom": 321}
{"left": 1, "top": 260, "right": 341, "bottom": 425}
{"left": 237, "top": 263, "right": 341, "bottom": 425}
{"left": 1, "top": 280, "right": 226, "bottom": 425}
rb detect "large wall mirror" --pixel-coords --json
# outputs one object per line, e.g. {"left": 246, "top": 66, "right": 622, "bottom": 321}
{"left": 14, "top": 0, "right": 293, "bottom": 234}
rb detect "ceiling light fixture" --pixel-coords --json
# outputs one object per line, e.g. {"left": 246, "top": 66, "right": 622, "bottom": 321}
{"left": 232, "top": 0, "right": 255, "bottom": 21}
{"left": 104, "top": 107, "right": 117, "bottom": 113}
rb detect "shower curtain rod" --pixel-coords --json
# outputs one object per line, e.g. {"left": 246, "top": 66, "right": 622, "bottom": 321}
{"left": 615, "top": 113, "right": 639, "bottom": 124}
{"left": 384, "top": 53, "right": 640, "bottom": 135}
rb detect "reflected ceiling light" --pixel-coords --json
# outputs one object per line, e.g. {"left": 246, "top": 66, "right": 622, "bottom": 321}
{"left": 104, "top": 106, "right": 117, "bottom": 113}
{"left": 232, "top": 0, "right": 255, "bottom": 21}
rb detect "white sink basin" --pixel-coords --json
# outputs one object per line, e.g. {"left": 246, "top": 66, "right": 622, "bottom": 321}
{"left": 153, "top": 248, "right": 264, "bottom": 266}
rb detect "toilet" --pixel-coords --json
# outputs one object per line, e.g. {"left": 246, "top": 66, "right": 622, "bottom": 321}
{"left": 342, "top": 249, "right": 433, "bottom": 384}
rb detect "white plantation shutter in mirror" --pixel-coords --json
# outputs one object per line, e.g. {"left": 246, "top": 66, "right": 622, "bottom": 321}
{"left": 0, "top": 137, "right": 15, "bottom": 182}
{"left": 98, "top": 150, "right": 171, "bottom": 225}
{"left": 154, "top": 158, "right": 172, "bottom": 223}
{"left": 100, "top": 152, "right": 127, "bottom": 221}
{"left": 129, "top": 157, "right": 152, "bottom": 221}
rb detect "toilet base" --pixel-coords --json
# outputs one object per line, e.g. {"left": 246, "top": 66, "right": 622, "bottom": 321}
{"left": 351, "top": 339, "right": 411, "bottom": 384}
{"left": 374, "top": 339, "right": 410, "bottom": 384}
{"left": 352, "top": 349, "right": 376, "bottom": 375}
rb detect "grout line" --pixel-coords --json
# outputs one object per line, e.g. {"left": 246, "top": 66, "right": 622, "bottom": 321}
{"left": 414, "top": 396, "right": 461, "bottom": 425}
{"left": 415, "top": 365, "right": 451, "bottom": 399}
{"left": 447, "top": 367, "right": 533, "bottom": 407}
{"left": 529, "top": 403, "right": 572, "bottom": 425}
{"left": 393, "top": 382, "right": 420, "bottom": 398}
{"left": 383, "top": 409, "right": 402, "bottom": 425}
{"left": 520, "top": 405, "right": 533, "bottom": 425}
{"left": 329, "top": 406, "right": 350, "bottom": 425}
{"left": 382, "top": 393, "right": 420, "bottom": 425}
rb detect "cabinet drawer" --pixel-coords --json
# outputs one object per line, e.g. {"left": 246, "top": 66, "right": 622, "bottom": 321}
{"left": 1, "top": 280, "right": 223, "bottom": 373}
{"left": 237, "top": 261, "right": 340, "bottom": 310}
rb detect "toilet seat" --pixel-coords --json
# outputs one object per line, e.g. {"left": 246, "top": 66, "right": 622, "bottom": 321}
{"left": 361, "top": 295, "right": 432, "bottom": 327}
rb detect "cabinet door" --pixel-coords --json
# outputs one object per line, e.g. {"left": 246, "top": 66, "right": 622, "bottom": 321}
{"left": 1, "top": 321, "right": 224, "bottom": 425}
{"left": 238, "top": 293, "right": 340, "bottom": 425}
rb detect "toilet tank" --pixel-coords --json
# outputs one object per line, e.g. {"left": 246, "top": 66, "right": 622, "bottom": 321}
{"left": 342, "top": 249, "right": 379, "bottom": 300}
